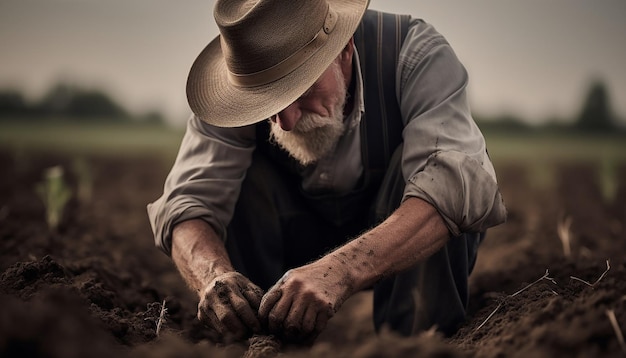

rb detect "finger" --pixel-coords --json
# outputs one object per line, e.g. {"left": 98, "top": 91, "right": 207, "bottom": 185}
{"left": 259, "top": 287, "right": 282, "bottom": 320}
{"left": 312, "top": 304, "right": 333, "bottom": 338}
{"left": 267, "top": 293, "right": 293, "bottom": 333}
{"left": 228, "top": 289, "right": 261, "bottom": 332}
{"left": 258, "top": 270, "right": 291, "bottom": 313}
{"left": 284, "top": 300, "right": 306, "bottom": 340}
{"left": 241, "top": 284, "right": 264, "bottom": 310}
{"left": 301, "top": 305, "right": 317, "bottom": 337}
{"left": 198, "top": 305, "right": 226, "bottom": 342}
{"left": 213, "top": 279, "right": 232, "bottom": 305}
{"left": 213, "top": 303, "right": 247, "bottom": 341}
{"left": 198, "top": 303, "right": 222, "bottom": 332}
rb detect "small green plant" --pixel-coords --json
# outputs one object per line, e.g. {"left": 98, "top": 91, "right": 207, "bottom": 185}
{"left": 36, "top": 165, "right": 72, "bottom": 231}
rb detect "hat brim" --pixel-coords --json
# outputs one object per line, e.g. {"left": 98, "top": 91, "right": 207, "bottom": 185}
{"left": 186, "top": 0, "right": 369, "bottom": 128}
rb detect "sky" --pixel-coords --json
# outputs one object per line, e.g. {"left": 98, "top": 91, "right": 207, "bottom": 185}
{"left": 0, "top": 0, "right": 625, "bottom": 126}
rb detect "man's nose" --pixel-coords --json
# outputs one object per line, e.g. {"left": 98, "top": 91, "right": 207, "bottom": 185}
{"left": 275, "top": 103, "right": 301, "bottom": 131}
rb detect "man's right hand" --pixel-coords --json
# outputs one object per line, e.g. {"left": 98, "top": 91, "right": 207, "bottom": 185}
{"left": 198, "top": 271, "right": 264, "bottom": 343}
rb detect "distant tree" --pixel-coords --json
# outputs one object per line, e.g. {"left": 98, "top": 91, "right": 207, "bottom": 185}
{"left": 0, "top": 89, "right": 29, "bottom": 117}
{"left": 38, "top": 83, "right": 78, "bottom": 116}
{"left": 575, "top": 80, "right": 614, "bottom": 132}
{"left": 474, "top": 112, "right": 532, "bottom": 132}
{"left": 37, "top": 83, "right": 129, "bottom": 120}
{"left": 493, "top": 113, "right": 531, "bottom": 130}
{"left": 66, "top": 90, "right": 128, "bottom": 119}
{"left": 140, "top": 110, "right": 165, "bottom": 124}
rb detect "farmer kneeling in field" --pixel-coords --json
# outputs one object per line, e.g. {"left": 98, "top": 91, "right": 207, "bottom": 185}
{"left": 148, "top": 0, "right": 507, "bottom": 344}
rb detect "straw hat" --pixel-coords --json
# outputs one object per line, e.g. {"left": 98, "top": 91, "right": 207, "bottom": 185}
{"left": 186, "top": 0, "right": 369, "bottom": 127}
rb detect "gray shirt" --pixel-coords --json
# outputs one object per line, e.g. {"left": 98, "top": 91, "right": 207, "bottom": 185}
{"left": 148, "top": 18, "right": 507, "bottom": 255}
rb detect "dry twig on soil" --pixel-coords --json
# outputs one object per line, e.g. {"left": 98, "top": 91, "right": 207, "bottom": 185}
{"left": 156, "top": 299, "right": 168, "bottom": 337}
{"left": 475, "top": 269, "right": 557, "bottom": 332}
{"left": 606, "top": 309, "right": 626, "bottom": 354}
{"left": 144, "top": 299, "right": 168, "bottom": 337}
{"left": 570, "top": 260, "right": 610, "bottom": 288}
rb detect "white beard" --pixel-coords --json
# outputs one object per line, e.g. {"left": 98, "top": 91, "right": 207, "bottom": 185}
{"left": 269, "top": 65, "right": 347, "bottom": 166}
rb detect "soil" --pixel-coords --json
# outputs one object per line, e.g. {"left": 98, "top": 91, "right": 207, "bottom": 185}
{"left": 1, "top": 148, "right": 625, "bottom": 358}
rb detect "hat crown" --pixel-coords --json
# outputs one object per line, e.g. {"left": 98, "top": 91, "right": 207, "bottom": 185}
{"left": 215, "top": 0, "right": 329, "bottom": 77}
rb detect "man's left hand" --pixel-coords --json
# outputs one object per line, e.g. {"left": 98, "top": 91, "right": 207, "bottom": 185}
{"left": 258, "top": 258, "right": 353, "bottom": 343}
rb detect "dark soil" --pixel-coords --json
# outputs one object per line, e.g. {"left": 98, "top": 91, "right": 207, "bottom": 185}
{"left": 1, "top": 148, "right": 625, "bottom": 357}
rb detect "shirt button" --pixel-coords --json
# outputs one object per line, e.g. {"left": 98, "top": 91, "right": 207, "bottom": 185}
{"left": 320, "top": 172, "right": 329, "bottom": 180}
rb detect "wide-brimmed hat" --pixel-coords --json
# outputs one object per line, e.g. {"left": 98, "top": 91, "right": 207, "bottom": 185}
{"left": 186, "top": 0, "right": 369, "bottom": 127}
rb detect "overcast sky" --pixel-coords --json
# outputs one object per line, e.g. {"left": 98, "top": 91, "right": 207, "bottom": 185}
{"left": 1, "top": 0, "right": 625, "bottom": 126}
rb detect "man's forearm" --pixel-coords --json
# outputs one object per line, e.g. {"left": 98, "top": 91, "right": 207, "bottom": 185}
{"left": 322, "top": 196, "right": 450, "bottom": 292}
{"left": 171, "top": 219, "right": 235, "bottom": 294}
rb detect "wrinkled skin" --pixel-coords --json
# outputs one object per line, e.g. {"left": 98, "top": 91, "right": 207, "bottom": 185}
{"left": 197, "top": 271, "right": 264, "bottom": 343}
{"left": 258, "top": 257, "right": 352, "bottom": 344}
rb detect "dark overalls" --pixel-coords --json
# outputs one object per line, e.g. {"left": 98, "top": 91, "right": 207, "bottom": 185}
{"left": 224, "top": 10, "right": 482, "bottom": 337}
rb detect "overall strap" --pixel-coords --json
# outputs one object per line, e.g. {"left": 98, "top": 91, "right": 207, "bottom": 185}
{"left": 354, "top": 10, "right": 411, "bottom": 186}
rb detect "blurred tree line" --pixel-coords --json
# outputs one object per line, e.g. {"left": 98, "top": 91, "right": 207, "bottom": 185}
{"left": 475, "top": 79, "right": 623, "bottom": 134}
{"left": 0, "top": 83, "right": 164, "bottom": 123}
{"left": 1, "top": 79, "right": 622, "bottom": 132}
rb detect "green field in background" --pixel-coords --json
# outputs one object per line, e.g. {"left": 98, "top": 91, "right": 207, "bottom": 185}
{"left": 480, "top": 128, "right": 625, "bottom": 198}
{"left": 1, "top": 120, "right": 624, "bottom": 163}
{"left": 481, "top": 128, "right": 626, "bottom": 165}
{"left": 0, "top": 120, "right": 185, "bottom": 159}
{"left": 1, "top": 120, "right": 624, "bottom": 198}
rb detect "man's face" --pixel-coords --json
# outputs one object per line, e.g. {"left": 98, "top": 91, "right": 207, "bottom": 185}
{"left": 269, "top": 60, "right": 348, "bottom": 165}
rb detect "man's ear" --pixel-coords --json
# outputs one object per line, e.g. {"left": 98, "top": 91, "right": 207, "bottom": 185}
{"left": 334, "top": 38, "right": 355, "bottom": 112}
{"left": 340, "top": 37, "right": 355, "bottom": 62}
{"left": 338, "top": 37, "right": 354, "bottom": 84}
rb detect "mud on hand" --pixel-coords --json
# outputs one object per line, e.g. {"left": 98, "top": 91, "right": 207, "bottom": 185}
{"left": 258, "top": 260, "right": 352, "bottom": 344}
{"left": 197, "top": 271, "right": 264, "bottom": 343}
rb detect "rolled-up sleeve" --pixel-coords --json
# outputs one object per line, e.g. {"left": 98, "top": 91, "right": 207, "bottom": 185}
{"left": 398, "top": 19, "right": 506, "bottom": 236}
{"left": 147, "top": 115, "right": 256, "bottom": 255}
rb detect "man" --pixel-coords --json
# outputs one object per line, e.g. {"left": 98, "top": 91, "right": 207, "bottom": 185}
{"left": 148, "top": 0, "right": 506, "bottom": 345}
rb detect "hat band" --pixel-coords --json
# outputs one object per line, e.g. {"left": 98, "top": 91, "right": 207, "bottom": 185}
{"left": 227, "top": 6, "right": 338, "bottom": 88}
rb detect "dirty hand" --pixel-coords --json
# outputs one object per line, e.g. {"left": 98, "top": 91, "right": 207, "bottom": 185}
{"left": 197, "top": 271, "right": 264, "bottom": 343}
{"left": 258, "top": 258, "right": 353, "bottom": 343}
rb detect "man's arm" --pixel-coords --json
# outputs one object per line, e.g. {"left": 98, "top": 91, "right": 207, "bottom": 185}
{"left": 396, "top": 18, "right": 506, "bottom": 236}
{"left": 147, "top": 115, "right": 256, "bottom": 256}
{"left": 335, "top": 196, "right": 449, "bottom": 288}
{"left": 259, "top": 196, "right": 448, "bottom": 342}
{"left": 171, "top": 219, "right": 235, "bottom": 292}
{"left": 258, "top": 18, "right": 505, "bottom": 343}
{"left": 146, "top": 116, "right": 262, "bottom": 342}
{"left": 172, "top": 219, "right": 264, "bottom": 343}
